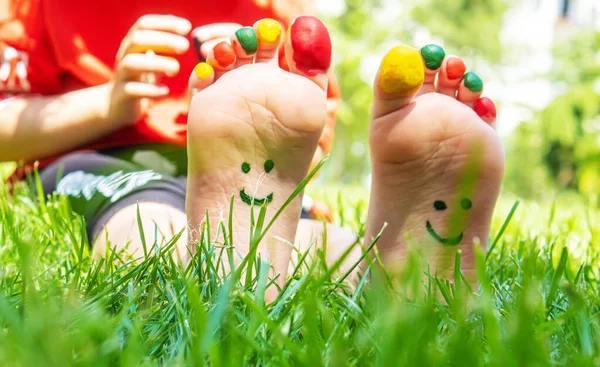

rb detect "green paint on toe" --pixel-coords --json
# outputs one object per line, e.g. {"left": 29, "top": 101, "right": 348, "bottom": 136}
{"left": 420, "top": 44, "right": 445, "bottom": 70}
{"left": 235, "top": 27, "right": 258, "bottom": 55}
{"left": 463, "top": 71, "right": 483, "bottom": 92}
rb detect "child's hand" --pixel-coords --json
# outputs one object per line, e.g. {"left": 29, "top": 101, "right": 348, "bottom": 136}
{"left": 110, "top": 15, "right": 192, "bottom": 124}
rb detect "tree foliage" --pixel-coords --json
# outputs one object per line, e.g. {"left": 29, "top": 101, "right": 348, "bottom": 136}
{"left": 411, "top": 0, "right": 508, "bottom": 62}
{"left": 506, "top": 30, "right": 600, "bottom": 198}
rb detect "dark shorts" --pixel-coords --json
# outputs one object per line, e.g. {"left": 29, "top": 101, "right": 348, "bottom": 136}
{"left": 40, "top": 144, "right": 315, "bottom": 243}
{"left": 40, "top": 145, "right": 188, "bottom": 242}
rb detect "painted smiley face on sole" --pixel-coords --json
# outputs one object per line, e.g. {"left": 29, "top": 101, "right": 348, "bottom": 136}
{"left": 426, "top": 198, "right": 472, "bottom": 246}
{"left": 239, "top": 160, "right": 275, "bottom": 205}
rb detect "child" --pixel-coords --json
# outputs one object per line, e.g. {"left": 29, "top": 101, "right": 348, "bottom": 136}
{"left": 0, "top": 0, "right": 346, "bottom": 266}
{"left": 1, "top": 0, "right": 503, "bottom": 285}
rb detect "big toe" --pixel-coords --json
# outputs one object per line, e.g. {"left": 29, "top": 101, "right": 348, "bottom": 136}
{"left": 284, "top": 15, "right": 332, "bottom": 91}
{"left": 372, "top": 45, "right": 425, "bottom": 118}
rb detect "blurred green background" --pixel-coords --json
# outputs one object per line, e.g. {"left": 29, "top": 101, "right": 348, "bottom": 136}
{"left": 317, "top": 0, "right": 600, "bottom": 201}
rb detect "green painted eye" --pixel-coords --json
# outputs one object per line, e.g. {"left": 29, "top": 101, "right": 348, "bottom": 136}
{"left": 461, "top": 198, "right": 472, "bottom": 210}
{"left": 264, "top": 160, "right": 274, "bottom": 173}
{"left": 434, "top": 201, "right": 447, "bottom": 211}
{"left": 242, "top": 162, "right": 251, "bottom": 174}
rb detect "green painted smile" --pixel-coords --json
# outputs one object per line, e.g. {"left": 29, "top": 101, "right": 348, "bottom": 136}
{"left": 239, "top": 160, "right": 275, "bottom": 206}
{"left": 426, "top": 221, "right": 463, "bottom": 246}
{"left": 240, "top": 187, "right": 273, "bottom": 206}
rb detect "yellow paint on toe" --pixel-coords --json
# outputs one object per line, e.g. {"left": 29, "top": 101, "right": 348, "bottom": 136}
{"left": 257, "top": 19, "right": 282, "bottom": 46}
{"left": 379, "top": 46, "right": 424, "bottom": 96}
{"left": 194, "top": 62, "right": 213, "bottom": 79}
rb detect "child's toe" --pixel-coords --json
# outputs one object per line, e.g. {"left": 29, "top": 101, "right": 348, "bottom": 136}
{"left": 206, "top": 41, "right": 236, "bottom": 80}
{"left": 473, "top": 97, "right": 497, "bottom": 126}
{"left": 231, "top": 26, "right": 258, "bottom": 67}
{"left": 372, "top": 45, "right": 424, "bottom": 118}
{"left": 253, "top": 19, "right": 283, "bottom": 64}
{"left": 457, "top": 71, "right": 484, "bottom": 106}
{"left": 188, "top": 62, "right": 215, "bottom": 95}
{"left": 418, "top": 44, "right": 445, "bottom": 95}
{"left": 436, "top": 56, "right": 466, "bottom": 97}
{"left": 283, "top": 15, "right": 332, "bottom": 91}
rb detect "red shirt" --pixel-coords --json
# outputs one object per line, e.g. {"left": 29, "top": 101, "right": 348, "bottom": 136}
{"left": 0, "top": 0, "right": 339, "bottom": 161}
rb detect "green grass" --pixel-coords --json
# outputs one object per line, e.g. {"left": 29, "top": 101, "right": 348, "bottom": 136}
{"left": 1, "top": 172, "right": 600, "bottom": 366}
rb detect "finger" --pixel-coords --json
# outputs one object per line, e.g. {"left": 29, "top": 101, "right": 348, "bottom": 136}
{"left": 206, "top": 42, "right": 236, "bottom": 80}
{"left": 188, "top": 62, "right": 215, "bottom": 96}
{"left": 140, "top": 51, "right": 157, "bottom": 85}
{"left": 284, "top": 16, "right": 332, "bottom": 91}
{"left": 231, "top": 27, "right": 258, "bottom": 67}
{"left": 192, "top": 23, "right": 243, "bottom": 42}
{"left": 123, "top": 82, "right": 169, "bottom": 98}
{"left": 473, "top": 97, "right": 497, "bottom": 127}
{"left": 125, "top": 30, "right": 190, "bottom": 55}
{"left": 192, "top": 23, "right": 242, "bottom": 61}
{"left": 457, "top": 71, "right": 484, "bottom": 106}
{"left": 253, "top": 18, "right": 283, "bottom": 64}
{"left": 133, "top": 15, "right": 192, "bottom": 35}
{"left": 117, "top": 53, "right": 180, "bottom": 79}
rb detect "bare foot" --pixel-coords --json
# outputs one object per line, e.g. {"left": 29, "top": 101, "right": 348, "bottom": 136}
{"left": 186, "top": 17, "right": 332, "bottom": 287}
{"left": 365, "top": 44, "right": 504, "bottom": 280}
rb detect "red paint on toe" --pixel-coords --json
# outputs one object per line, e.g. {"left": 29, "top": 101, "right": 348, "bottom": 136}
{"left": 473, "top": 97, "right": 497, "bottom": 120}
{"left": 290, "top": 16, "right": 332, "bottom": 76}
{"left": 446, "top": 57, "right": 466, "bottom": 80}
{"left": 213, "top": 42, "right": 236, "bottom": 68}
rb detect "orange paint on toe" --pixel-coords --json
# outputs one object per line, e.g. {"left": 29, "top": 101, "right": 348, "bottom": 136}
{"left": 446, "top": 57, "right": 466, "bottom": 80}
{"left": 213, "top": 42, "right": 236, "bottom": 68}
